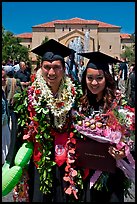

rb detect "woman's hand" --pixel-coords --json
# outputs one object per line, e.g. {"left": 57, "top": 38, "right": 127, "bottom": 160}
{"left": 108, "top": 146, "right": 126, "bottom": 160}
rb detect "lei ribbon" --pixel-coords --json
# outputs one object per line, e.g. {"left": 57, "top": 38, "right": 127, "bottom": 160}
{"left": 90, "top": 170, "right": 102, "bottom": 189}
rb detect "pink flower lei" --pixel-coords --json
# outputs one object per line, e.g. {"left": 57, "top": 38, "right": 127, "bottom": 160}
{"left": 14, "top": 73, "right": 83, "bottom": 200}
{"left": 63, "top": 132, "right": 79, "bottom": 199}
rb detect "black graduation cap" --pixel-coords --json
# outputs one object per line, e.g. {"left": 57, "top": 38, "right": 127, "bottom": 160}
{"left": 31, "top": 39, "right": 75, "bottom": 62}
{"left": 78, "top": 51, "right": 122, "bottom": 71}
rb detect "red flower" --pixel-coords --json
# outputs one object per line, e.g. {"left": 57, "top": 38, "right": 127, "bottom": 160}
{"left": 35, "top": 89, "right": 41, "bottom": 95}
{"left": 130, "top": 123, "right": 135, "bottom": 131}
{"left": 28, "top": 106, "right": 36, "bottom": 117}
{"left": 56, "top": 102, "right": 64, "bottom": 108}
{"left": 94, "top": 115, "right": 101, "bottom": 121}
{"left": 33, "top": 142, "right": 42, "bottom": 167}
{"left": 30, "top": 74, "right": 36, "bottom": 83}
{"left": 124, "top": 105, "right": 135, "bottom": 112}
{"left": 30, "top": 85, "right": 35, "bottom": 90}
{"left": 71, "top": 87, "right": 75, "bottom": 95}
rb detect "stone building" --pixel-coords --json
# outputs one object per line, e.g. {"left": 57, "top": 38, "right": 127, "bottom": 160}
{"left": 15, "top": 17, "right": 134, "bottom": 67}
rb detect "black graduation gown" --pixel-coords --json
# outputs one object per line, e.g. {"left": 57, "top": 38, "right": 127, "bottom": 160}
{"left": 27, "top": 100, "right": 126, "bottom": 202}
{"left": 28, "top": 162, "right": 68, "bottom": 202}
{"left": 28, "top": 160, "right": 125, "bottom": 202}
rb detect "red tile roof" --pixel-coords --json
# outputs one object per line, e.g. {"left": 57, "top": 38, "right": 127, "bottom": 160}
{"left": 33, "top": 17, "right": 120, "bottom": 28}
{"left": 14, "top": 19, "right": 131, "bottom": 40}
{"left": 120, "top": 33, "right": 131, "bottom": 39}
{"left": 33, "top": 21, "right": 55, "bottom": 28}
{"left": 15, "top": 33, "right": 32, "bottom": 38}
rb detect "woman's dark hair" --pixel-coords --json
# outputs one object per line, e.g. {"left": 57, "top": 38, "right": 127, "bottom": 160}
{"left": 80, "top": 67, "right": 117, "bottom": 112}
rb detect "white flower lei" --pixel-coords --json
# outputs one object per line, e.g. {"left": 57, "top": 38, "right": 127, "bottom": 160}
{"left": 31, "top": 69, "right": 77, "bottom": 128}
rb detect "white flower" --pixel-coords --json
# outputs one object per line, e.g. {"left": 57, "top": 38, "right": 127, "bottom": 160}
{"left": 118, "top": 108, "right": 134, "bottom": 127}
{"left": 28, "top": 69, "right": 77, "bottom": 128}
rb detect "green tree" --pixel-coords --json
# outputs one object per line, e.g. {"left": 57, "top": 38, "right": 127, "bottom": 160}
{"left": 2, "top": 26, "right": 30, "bottom": 63}
{"left": 120, "top": 45, "right": 135, "bottom": 65}
{"left": 120, "top": 33, "right": 135, "bottom": 65}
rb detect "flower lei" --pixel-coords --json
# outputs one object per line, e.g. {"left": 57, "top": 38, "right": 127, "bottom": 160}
{"left": 14, "top": 70, "right": 83, "bottom": 200}
{"left": 30, "top": 69, "right": 76, "bottom": 129}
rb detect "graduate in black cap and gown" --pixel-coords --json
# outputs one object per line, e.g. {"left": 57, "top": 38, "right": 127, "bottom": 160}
{"left": 72, "top": 51, "right": 135, "bottom": 202}
{"left": 11, "top": 39, "right": 84, "bottom": 202}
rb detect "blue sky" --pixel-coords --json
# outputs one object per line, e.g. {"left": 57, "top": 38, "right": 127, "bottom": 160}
{"left": 2, "top": 2, "right": 135, "bottom": 35}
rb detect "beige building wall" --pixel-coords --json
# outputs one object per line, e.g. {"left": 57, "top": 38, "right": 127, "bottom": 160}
{"left": 98, "top": 32, "right": 121, "bottom": 58}
{"left": 20, "top": 38, "right": 32, "bottom": 49}
{"left": 31, "top": 27, "right": 56, "bottom": 60}
{"left": 121, "top": 39, "right": 133, "bottom": 50}
{"left": 31, "top": 30, "right": 121, "bottom": 61}
{"left": 16, "top": 18, "right": 134, "bottom": 65}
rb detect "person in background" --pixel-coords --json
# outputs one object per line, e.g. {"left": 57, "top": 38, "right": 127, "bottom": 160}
{"left": 126, "top": 64, "right": 135, "bottom": 108}
{"left": 117, "top": 57, "right": 128, "bottom": 95}
{"left": 14, "top": 61, "right": 31, "bottom": 90}
{"left": 2, "top": 68, "right": 11, "bottom": 165}
{"left": 10, "top": 39, "right": 83, "bottom": 202}
{"left": 26, "top": 61, "right": 32, "bottom": 75}
{"left": 2, "top": 60, "right": 14, "bottom": 75}
{"left": 2, "top": 70, "right": 22, "bottom": 166}
{"left": 12, "top": 61, "right": 20, "bottom": 73}
{"left": 66, "top": 53, "right": 79, "bottom": 82}
{"left": 72, "top": 51, "right": 135, "bottom": 202}
{"left": 78, "top": 59, "right": 86, "bottom": 82}
{"left": 127, "top": 63, "right": 135, "bottom": 77}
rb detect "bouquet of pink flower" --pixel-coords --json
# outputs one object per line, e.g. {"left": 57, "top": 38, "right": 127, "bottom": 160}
{"left": 74, "top": 112, "right": 122, "bottom": 144}
{"left": 73, "top": 103, "right": 135, "bottom": 183}
{"left": 73, "top": 104, "right": 135, "bottom": 146}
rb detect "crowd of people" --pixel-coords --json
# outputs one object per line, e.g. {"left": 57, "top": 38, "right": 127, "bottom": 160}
{"left": 2, "top": 60, "right": 31, "bottom": 166}
{"left": 2, "top": 39, "right": 135, "bottom": 202}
